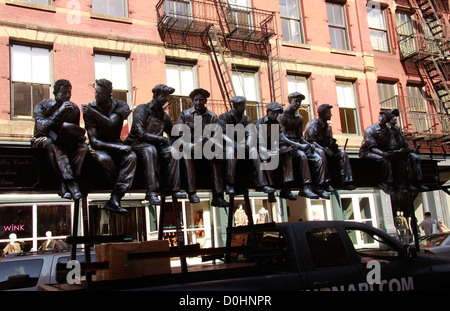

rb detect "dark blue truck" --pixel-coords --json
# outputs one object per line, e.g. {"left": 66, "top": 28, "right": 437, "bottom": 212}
{"left": 83, "top": 221, "right": 450, "bottom": 291}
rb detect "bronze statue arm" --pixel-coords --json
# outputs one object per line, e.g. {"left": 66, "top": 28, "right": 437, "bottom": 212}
{"left": 86, "top": 127, "right": 132, "bottom": 153}
{"left": 82, "top": 105, "right": 123, "bottom": 129}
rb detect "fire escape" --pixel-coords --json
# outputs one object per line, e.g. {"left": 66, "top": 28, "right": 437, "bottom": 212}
{"left": 155, "top": 0, "right": 279, "bottom": 112}
{"left": 394, "top": 0, "right": 450, "bottom": 156}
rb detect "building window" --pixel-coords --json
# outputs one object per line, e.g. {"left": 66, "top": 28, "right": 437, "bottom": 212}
{"left": 94, "top": 54, "right": 130, "bottom": 104}
{"left": 396, "top": 12, "right": 418, "bottom": 57}
{"left": 287, "top": 74, "right": 311, "bottom": 129}
{"left": 92, "top": 0, "right": 127, "bottom": 18}
{"left": 227, "top": 0, "right": 252, "bottom": 31}
{"left": 377, "top": 81, "right": 398, "bottom": 110}
{"left": 166, "top": 62, "right": 196, "bottom": 122}
{"left": 367, "top": 5, "right": 389, "bottom": 52}
{"left": 340, "top": 193, "right": 377, "bottom": 228}
{"left": 0, "top": 203, "right": 72, "bottom": 253}
{"left": 232, "top": 69, "right": 261, "bottom": 121}
{"left": 327, "top": 2, "right": 350, "bottom": 50}
{"left": 162, "top": 0, "right": 191, "bottom": 28}
{"left": 10, "top": 44, "right": 51, "bottom": 119}
{"left": 336, "top": 80, "right": 359, "bottom": 135}
{"left": 406, "top": 85, "right": 431, "bottom": 134}
{"left": 279, "top": 0, "right": 305, "bottom": 44}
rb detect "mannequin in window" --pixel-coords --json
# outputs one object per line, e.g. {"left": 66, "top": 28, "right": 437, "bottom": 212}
{"left": 125, "top": 84, "right": 186, "bottom": 205}
{"left": 175, "top": 88, "right": 228, "bottom": 207}
{"left": 82, "top": 79, "right": 137, "bottom": 215}
{"left": 194, "top": 210, "right": 205, "bottom": 238}
{"left": 257, "top": 207, "right": 269, "bottom": 224}
{"left": 279, "top": 92, "right": 332, "bottom": 199}
{"left": 38, "top": 231, "right": 67, "bottom": 250}
{"left": 31, "top": 79, "right": 89, "bottom": 201}
{"left": 395, "top": 211, "right": 410, "bottom": 244}
{"left": 234, "top": 204, "right": 248, "bottom": 226}
{"left": 2, "top": 233, "right": 21, "bottom": 257}
{"left": 305, "top": 103, "right": 355, "bottom": 190}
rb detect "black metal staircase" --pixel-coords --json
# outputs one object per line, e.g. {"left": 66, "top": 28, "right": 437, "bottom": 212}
{"left": 156, "top": 0, "right": 277, "bottom": 112}
{"left": 414, "top": 0, "right": 450, "bottom": 114}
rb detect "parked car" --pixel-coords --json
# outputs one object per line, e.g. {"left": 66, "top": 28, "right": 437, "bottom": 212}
{"left": 418, "top": 232, "right": 450, "bottom": 257}
{"left": 0, "top": 249, "right": 95, "bottom": 291}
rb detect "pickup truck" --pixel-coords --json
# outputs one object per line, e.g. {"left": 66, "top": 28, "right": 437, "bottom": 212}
{"left": 0, "top": 249, "right": 95, "bottom": 291}
{"left": 82, "top": 221, "right": 450, "bottom": 291}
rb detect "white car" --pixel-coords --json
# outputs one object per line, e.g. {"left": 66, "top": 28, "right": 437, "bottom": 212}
{"left": 418, "top": 232, "right": 450, "bottom": 257}
{"left": 0, "top": 249, "right": 94, "bottom": 291}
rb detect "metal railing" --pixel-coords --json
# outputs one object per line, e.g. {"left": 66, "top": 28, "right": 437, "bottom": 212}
{"left": 156, "top": 0, "right": 275, "bottom": 44}
{"left": 380, "top": 95, "right": 450, "bottom": 138}
{"left": 397, "top": 19, "right": 450, "bottom": 60}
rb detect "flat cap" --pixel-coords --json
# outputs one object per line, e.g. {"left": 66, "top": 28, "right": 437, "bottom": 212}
{"left": 288, "top": 92, "right": 306, "bottom": 101}
{"left": 266, "top": 102, "right": 283, "bottom": 112}
{"left": 152, "top": 84, "right": 175, "bottom": 95}
{"left": 189, "top": 88, "right": 210, "bottom": 99}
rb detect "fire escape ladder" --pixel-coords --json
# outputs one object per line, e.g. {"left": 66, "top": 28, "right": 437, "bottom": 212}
{"left": 266, "top": 16, "right": 284, "bottom": 106}
{"left": 420, "top": 56, "right": 450, "bottom": 113}
{"left": 415, "top": 0, "right": 450, "bottom": 114}
{"left": 212, "top": 0, "right": 231, "bottom": 48}
{"left": 207, "top": 27, "right": 235, "bottom": 110}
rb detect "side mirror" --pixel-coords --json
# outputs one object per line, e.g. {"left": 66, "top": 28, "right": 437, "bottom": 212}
{"left": 404, "top": 245, "right": 417, "bottom": 260}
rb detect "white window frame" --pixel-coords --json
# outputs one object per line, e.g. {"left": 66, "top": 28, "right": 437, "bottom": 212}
{"left": 287, "top": 74, "right": 312, "bottom": 124}
{"left": 227, "top": 0, "right": 253, "bottom": 30}
{"left": 341, "top": 193, "right": 378, "bottom": 248}
{"left": 10, "top": 44, "right": 52, "bottom": 119}
{"left": 279, "top": 0, "right": 305, "bottom": 44}
{"left": 162, "top": 0, "right": 192, "bottom": 28}
{"left": 232, "top": 69, "right": 261, "bottom": 120}
{"left": 336, "top": 80, "right": 360, "bottom": 135}
{"left": 94, "top": 53, "right": 131, "bottom": 121}
{"left": 165, "top": 62, "right": 197, "bottom": 122}
{"left": 367, "top": 5, "right": 390, "bottom": 52}
{"left": 327, "top": 2, "right": 351, "bottom": 50}
{"left": 92, "top": 0, "right": 128, "bottom": 18}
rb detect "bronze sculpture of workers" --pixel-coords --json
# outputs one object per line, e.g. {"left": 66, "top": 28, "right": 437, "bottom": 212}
{"left": 359, "top": 110, "right": 397, "bottom": 195}
{"left": 305, "top": 103, "right": 355, "bottom": 190}
{"left": 31, "top": 79, "right": 88, "bottom": 200}
{"left": 389, "top": 109, "right": 428, "bottom": 192}
{"left": 280, "top": 92, "right": 332, "bottom": 199}
{"left": 255, "top": 102, "right": 296, "bottom": 202}
{"left": 82, "top": 79, "right": 137, "bottom": 215}
{"left": 218, "top": 96, "right": 275, "bottom": 195}
{"left": 175, "top": 88, "right": 229, "bottom": 207}
{"left": 125, "top": 84, "right": 186, "bottom": 206}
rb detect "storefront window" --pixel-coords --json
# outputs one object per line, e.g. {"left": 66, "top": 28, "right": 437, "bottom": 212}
{"left": 254, "top": 199, "right": 271, "bottom": 224}
{"left": 91, "top": 203, "right": 146, "bottom": 242}
{"left": 0, "top": 205, "right": 32, "bottom": 253}
{"left": 340, "top": 194, "right": 377, "bottom": 228}
{"left": 185, "top": 201, "right": 209, "bottom": 247}
{"left": 37, "top": 205, "right": 71, "bottom": 238}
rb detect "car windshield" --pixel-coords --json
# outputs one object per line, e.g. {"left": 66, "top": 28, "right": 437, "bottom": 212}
{"left": 419, "top": 234, "right": 449, "bottom": 247}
